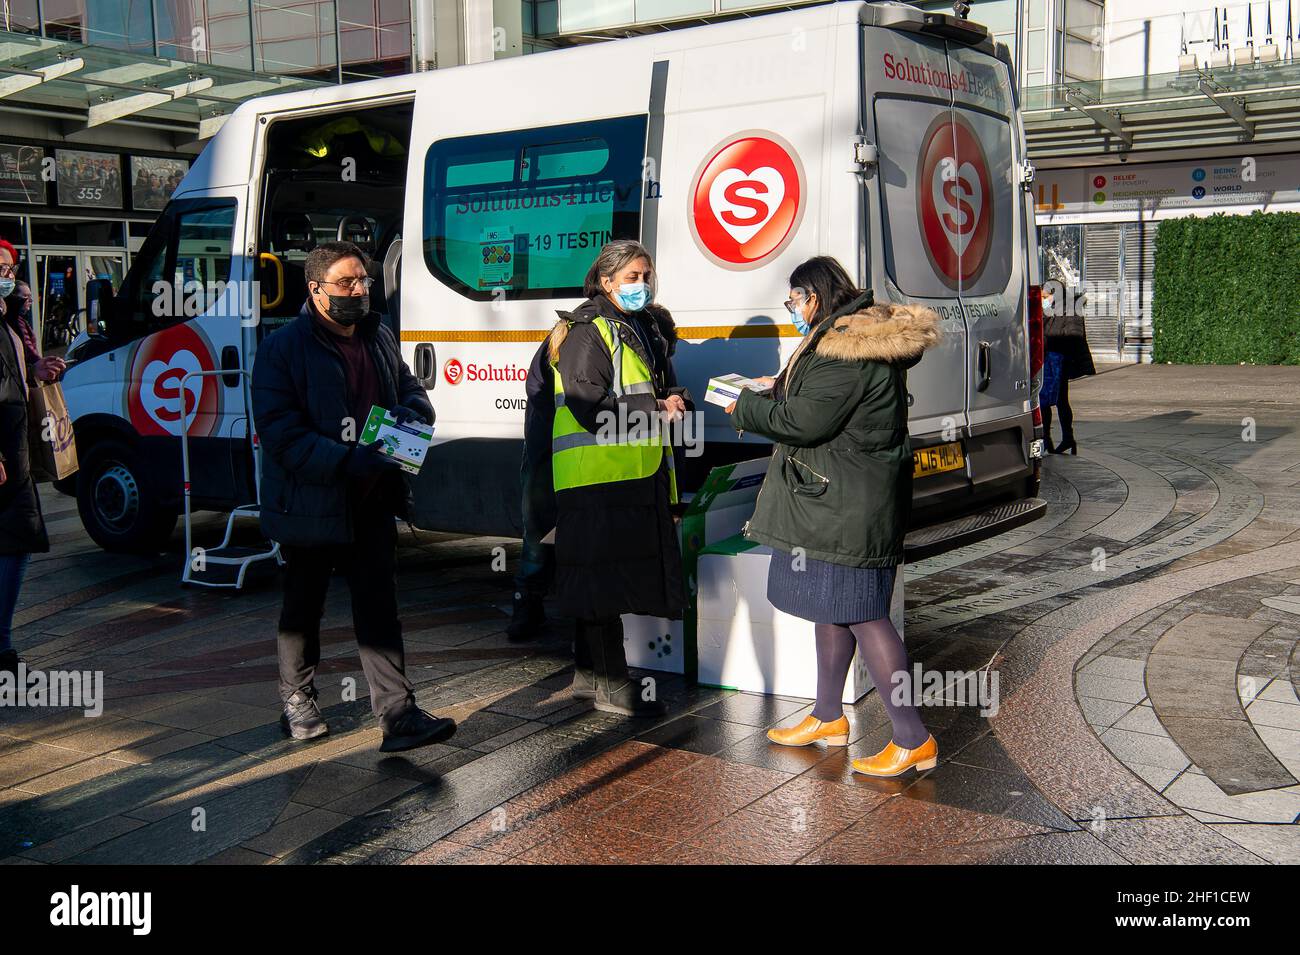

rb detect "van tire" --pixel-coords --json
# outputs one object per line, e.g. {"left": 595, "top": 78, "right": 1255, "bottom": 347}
{"left": 76, "top": 441, "right": 178, "bottom": 553}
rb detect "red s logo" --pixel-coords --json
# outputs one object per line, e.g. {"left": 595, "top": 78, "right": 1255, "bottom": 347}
{"left": 688, "top": 132, "right": 805, "bottom": 270}
{"left": 443, "top": 358, "right": 464, "bottom": 385}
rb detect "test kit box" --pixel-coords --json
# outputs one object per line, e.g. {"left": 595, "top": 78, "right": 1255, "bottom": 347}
{"left": 694, "top": 535, "right": 906, "bottom": 704}
{"left": 359, "top": 405, "right": 434, "bottom": 475}
{"left": 704, "top": 374, "right": 767, "bottom": 408}
{"left": 622, "top": 457, "right": 770, "bottom": 676}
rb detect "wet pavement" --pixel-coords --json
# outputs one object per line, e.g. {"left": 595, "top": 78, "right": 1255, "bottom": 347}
{"left": 1, "top": 364, "right": 1298, "bottom": 865}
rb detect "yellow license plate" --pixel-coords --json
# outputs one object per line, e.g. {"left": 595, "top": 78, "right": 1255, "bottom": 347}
{"left": 913, "top": 441, "right": 965, "bottom": 477}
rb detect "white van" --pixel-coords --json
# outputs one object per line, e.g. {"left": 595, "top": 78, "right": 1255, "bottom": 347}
{"left": 60, "top": 0, "right": 1046, "bottom": 559}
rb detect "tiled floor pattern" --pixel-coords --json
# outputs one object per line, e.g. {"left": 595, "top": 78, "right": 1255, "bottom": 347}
{"left": 2, "top": 366, "right": 1299, "bottom": 864}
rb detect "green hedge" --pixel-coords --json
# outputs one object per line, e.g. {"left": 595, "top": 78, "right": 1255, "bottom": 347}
{"left": 1153, "top": 211, "right": 1300, "bottom": 365}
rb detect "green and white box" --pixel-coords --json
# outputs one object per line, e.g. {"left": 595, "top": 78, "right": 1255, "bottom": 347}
{"left": 695, "top": 535, "right": 905, "bottom": 704}
{"left": 359, "top": 405, "right": 434, "bottom": 475}
{"left": 704, "top": 373, "right": 767, "bottom": 408}
{"left": 622, "top": 457, "right": 771, "bottom": 676}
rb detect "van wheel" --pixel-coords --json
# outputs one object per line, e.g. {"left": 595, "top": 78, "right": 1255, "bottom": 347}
{"left": 76, "top": 441, "right": 178, "bottom": 553}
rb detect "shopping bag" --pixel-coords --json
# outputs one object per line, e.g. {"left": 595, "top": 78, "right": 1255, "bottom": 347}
{"left": 27, "top": 379, "right": 79, "bottom": 481}
{"left": 1039, "top": 351, "right": 1064, "bottom": 409}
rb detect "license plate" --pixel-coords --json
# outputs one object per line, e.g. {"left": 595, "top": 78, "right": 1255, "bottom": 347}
{"left": 913, "top": 441, "right": 965, "bottom": 477}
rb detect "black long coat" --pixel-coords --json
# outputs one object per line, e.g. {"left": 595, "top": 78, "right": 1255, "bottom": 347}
{"left": 548, "top": 296, "right": 688, "bottom": 621}
{"left": 1045, "top": 310, "right": 1096, "bottom": 380}
{"left": 252, "top": 301, "right": 432, "bottom": 547}
{"left": 0, "top": 317, "right": 48, "bottom": 555}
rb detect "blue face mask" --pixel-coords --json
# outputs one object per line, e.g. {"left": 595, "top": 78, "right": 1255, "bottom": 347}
{"left": 614, "top": 282, "right": 650, "bottom": 312}
{"left": 0, "top": 279, "right": 14, "bottom": 299}
{"left": 788, "top": 300, "right": 810, "bottom": 336}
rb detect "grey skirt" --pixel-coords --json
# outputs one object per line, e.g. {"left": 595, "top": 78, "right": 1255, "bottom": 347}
{"left": 767, "top": 548, "right": 896, "bottom": 626}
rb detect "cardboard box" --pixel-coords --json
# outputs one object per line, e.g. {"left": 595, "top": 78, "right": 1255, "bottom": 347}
{"left": 359, "top": 405, "right": 434, "bottom": 475}
{"left": 695, "top": 535, "right": 906, "bottom": 704}
{"left": 704, "top": 373, "right": 768, "bottom": 408}
{"left": 622, "top": 457, "right": 770, "bottom": 676}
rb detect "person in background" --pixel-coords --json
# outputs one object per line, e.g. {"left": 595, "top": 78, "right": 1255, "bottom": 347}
{"left": 1041, "top": 285, "right": 1094, "bottom": 455}
{"left": 545, "top": 240, "right": 689, "bottom": 715}
{"left": 506, "top": 314, "right": 562, "bottom": 643}
{"left": 252, "top": 240, "right": 455, "bottom": 752}
{"left": 0, "top": 239, "right": 62, "bottom": 676}
{"left": 727, "top": 256, "right": 943, "bottom": 777}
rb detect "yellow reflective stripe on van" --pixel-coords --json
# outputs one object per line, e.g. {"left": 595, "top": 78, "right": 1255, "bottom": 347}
{"left": 399, "top": 324, "right": 804, "bottom": 343}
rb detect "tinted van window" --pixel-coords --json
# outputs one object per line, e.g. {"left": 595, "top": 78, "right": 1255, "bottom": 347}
{"left": 423, "top": 116, "right": 647, "bottom": 300}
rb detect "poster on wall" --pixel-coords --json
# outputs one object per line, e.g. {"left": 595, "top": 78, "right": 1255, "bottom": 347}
{"left": 55, "top": 149, "right": 123, "bottom": 209}
{"left": 0, "top": 143, "right": 47, "bottom": 205}
{"left": 131, "top": 156, "right": 189, "bottom": 211}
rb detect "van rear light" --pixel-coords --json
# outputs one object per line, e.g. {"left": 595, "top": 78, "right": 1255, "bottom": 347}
{"left": 1027, "top": 284, "right": 1044, "bottom": 427}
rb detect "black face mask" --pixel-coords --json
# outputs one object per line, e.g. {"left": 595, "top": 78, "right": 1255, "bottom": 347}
{"left": 320, "top": 290, "right": 369, "bottom": 327}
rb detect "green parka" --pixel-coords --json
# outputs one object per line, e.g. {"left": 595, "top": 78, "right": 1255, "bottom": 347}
{"left": 732, "top": 298, "right": 942, "bottom": 568}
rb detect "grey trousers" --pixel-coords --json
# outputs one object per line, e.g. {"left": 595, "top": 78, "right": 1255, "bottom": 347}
{"left": 276, "top": 508, "right": 413, "bottom": 722}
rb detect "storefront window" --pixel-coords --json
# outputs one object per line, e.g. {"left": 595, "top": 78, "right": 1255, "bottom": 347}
{"left": 0, "top": 0, "right": 41, "bottom": 33}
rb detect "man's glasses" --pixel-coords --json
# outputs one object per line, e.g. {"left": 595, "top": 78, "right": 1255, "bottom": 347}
{"left": 318, "top": 276, "right": 373, "bottom": 292}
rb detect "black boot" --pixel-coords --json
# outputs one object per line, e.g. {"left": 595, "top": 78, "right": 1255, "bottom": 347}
{"left": 572, "top": 626, "right": 596, "bottom": 701}
{"left": 586, "top": 619, "right": 667, "bottom": 717}
{"left": 380, "top": 699, "right": 457, "bottom": 752}
{"left": 280, "top": 686, "right": 329, "bottom": 741}
{"left": 506, "top": 590, "right": 546, "bottom": 642}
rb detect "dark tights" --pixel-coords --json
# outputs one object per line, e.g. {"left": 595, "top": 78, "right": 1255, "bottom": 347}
{"left": 811, "top": 619, "right": 930, "bottom": 749}
{"left": 1042, "top": 375, "right": 1073, "bottom": 447}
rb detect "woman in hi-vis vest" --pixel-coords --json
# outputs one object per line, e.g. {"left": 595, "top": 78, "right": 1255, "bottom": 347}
{"left": 546, "top": 240, "right": 690, "bottom": 717}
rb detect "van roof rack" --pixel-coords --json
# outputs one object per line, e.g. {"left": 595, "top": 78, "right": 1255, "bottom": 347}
{"left": 862, "top": 2, "right": 996, "bottom": 56}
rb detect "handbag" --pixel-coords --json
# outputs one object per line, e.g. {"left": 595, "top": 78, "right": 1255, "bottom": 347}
{"left": 27, "top": 379, "right": 79, "bottom": 481}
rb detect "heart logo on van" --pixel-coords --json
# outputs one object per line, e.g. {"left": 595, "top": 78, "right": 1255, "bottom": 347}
{"left": 708, "top": 167, "right": 786, "bottom": 247}
{"left": 126, "top": 323, "right": 220, "bottom": 437}
{"left": 930, "top": 160, "right": 983, "bottom": 258}
{"left": 690, "top": 133, "right": 805, "bottom": 270}
{"left": 917, "top": 114, "right": 994, "bottom": 290}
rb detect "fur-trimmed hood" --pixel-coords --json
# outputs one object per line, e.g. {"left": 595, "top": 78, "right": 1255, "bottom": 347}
{"left": 813, "top": 303, "right": 942, "bottom": 364}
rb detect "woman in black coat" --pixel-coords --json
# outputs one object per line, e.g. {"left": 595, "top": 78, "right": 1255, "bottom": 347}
{"left": 0, "top": 243, "right": 53, "bottom": 676}
{"left": 727, "top": 256, "right": 943, "bottom": 778}
{"left": 1041, "top": 286, "right": 1095, "bottom": 454}
{"left": 546, "top": 240, "right": 689, "bottom": 717}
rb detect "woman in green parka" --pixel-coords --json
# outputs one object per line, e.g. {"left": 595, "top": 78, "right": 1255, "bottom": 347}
{"left": 726, "top": 256, "right": 942, "bottom": 778}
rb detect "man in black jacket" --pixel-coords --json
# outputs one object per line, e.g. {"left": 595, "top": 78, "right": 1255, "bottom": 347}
{"left": 252, "top": 241, "right": 454, "bottom": 751}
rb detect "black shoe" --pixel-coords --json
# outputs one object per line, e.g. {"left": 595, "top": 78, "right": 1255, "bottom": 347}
{"left": 585, "top": 620, "right": 667, "bottom": 718}
{"left": 280, "top": 687, "right": 329, "bottom": 741}
{"left": 0, "top": 649, "right": 20, "bottom": 676}
{"left": 380, "top": 702, "right": 457, "bottom": 752}
{"left": 572, "top": 632, "right": 596, "bottom": 701}
{"left": 506, "top": 591, "right": 546, "bottom": 643}
{"left": 1053, "top": 437, "right": 1078, "bottom": 455}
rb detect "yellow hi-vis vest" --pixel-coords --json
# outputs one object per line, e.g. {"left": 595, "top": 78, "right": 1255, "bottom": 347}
{"left": 551, "top": 315, "right": 678, "bottom": 502}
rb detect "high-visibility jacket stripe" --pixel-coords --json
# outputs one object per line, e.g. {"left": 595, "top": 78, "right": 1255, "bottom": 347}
{"left": 551, "top": 315, "right": 677, "bottom": 502}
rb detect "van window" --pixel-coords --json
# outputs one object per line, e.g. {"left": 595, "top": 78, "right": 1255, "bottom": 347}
{"left": 113, "top": 199, "right": 236, "bottom": 344}
{"left": 423, "top": 116, "right": 647, "bottom": 300}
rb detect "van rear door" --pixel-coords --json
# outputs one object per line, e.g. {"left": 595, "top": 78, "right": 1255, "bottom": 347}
{"left": 945, "top": 43, "right": 1031, "bottom": 434}
{"left": 860, "top": 25, "right": 968, "bottom": 442}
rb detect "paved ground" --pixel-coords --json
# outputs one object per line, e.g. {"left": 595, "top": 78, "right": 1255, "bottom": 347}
{"left": 1, "top": 364, "right": 1298, "bottom": 865}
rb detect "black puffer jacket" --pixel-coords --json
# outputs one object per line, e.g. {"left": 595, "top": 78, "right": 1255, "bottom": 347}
{"left": 548, "top": 296, "right": 688, "bottom": 621}
{"left": 0, "top": 318, "right": 47, "bottom": 554}
{"left": 252, "top": 301, "right": 431, "bottom": 547}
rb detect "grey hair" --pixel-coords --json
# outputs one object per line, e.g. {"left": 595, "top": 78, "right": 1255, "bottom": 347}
{"left": 585, "top": 239, "right": 656, "bottom": 299}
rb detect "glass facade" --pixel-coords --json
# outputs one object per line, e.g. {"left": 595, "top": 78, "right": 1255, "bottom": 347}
{"left": 5, "top": 0, "right": 412, "bottom": 80}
